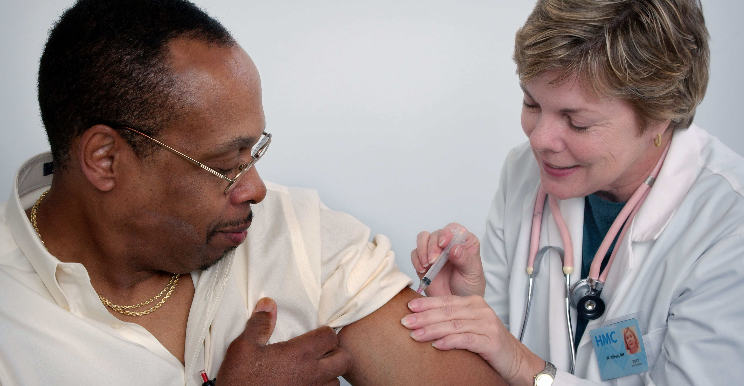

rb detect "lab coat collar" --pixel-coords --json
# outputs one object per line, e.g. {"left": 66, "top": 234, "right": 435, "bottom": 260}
{"left": 631, "top": 125, "right": 702, "bottom": 242}
{"left": 573, "top": 126, "right": 704, "bottom": 350}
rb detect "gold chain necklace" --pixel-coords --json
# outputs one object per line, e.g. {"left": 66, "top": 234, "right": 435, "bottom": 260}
{"left": 31, "top": 190, "right": 180, "bottom": 317}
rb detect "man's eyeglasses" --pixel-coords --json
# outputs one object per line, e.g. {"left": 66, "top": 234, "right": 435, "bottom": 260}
{"left": 118, "top": 126, "right": 271, "bottom": 195}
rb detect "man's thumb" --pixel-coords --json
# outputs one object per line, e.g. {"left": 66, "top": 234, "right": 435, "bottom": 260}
{"left": 244, "top": 297, "right": 277, "bottom": 346}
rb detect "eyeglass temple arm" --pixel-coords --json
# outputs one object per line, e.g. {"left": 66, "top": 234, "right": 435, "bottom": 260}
{"left": 122, "top": 127, "right": 232, "bottom": 182}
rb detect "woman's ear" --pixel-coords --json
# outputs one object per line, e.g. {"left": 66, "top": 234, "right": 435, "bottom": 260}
{"left": 77, "top": 125, "right": 124, "bottom": 192}
{"left": 647, "top": 118, "right": 673, "bottom": 141}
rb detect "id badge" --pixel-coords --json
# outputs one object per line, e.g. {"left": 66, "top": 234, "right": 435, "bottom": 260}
{"left": 590, "top": 318, "right": 649, "bottom": 380}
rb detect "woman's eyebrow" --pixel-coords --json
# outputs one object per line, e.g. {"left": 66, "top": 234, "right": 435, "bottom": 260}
{"left": 520, "top": 83, "right": 597, "bottom": 116}
{"left": 519, "top": 84, "right": 533, "bottom": 100}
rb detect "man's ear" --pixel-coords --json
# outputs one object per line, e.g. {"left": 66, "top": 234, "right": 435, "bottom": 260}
{"left": 77, "top": 125, "right": 127, "bottom": 192}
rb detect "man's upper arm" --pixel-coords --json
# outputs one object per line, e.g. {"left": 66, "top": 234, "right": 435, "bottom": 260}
{"left": 338, "top": 288, "right": 506, "bottom": 386}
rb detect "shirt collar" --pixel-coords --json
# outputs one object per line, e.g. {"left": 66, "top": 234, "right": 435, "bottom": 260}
{"left": 6, "top": 152, "right": 70, "bottom": 307}
{"left": 631, "top": 125, "right": 703, "bottom": 241}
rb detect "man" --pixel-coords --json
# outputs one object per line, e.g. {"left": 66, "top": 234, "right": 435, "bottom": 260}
{"left": 0, "top": 0, "right": 503, "bottom": 385}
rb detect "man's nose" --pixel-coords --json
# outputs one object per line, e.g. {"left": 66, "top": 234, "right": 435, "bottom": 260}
{"left": 228, "top": 166, "right": 266, "bottom": 205}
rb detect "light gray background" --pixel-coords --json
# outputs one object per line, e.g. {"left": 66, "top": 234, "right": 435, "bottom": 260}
{"left": 0, "top": 3, "right": 741, "bottom": 379}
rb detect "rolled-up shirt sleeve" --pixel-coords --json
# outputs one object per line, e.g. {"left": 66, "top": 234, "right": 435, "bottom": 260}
{"left": 316, "top": 202, "right": 413, "bottom": 329}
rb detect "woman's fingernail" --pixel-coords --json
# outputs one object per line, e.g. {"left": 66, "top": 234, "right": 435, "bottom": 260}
{"left": 432, "top": 339, "right": 444, "bottom": 348}
{"left": 410, "top": 329, "right": 425, "bottom": 340}
{"left": 438, "top": 235, "right": 445, "bottom": 247}
{"left": 429, "top": 253, "right": 437, "bottom": 264}
{"left": 408, "top": 299, "right": 421, "bottom": 310}
{"left": 401, "top": 315, "right": 416, "bottom": 327}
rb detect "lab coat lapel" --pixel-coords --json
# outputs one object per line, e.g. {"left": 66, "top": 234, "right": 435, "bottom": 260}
{"left": 576, "top": 127, "right": 703, "bottom": 352}
{"left": 632, "top": 127, "right": 701, "bottom": 242}
{"left": 545, "top": 197, "right": 584, "bottom": 372}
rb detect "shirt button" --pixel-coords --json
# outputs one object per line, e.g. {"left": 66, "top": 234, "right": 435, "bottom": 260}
{"left": 62, "top": 267, "right": 74, "bottom": 274}
{"left": 111, "top": 322, "right": 123, "bottom": 329}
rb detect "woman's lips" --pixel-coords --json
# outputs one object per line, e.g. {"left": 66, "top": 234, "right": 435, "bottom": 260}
{"left": 543, "top": 161, "right": 579, "bottom": 178}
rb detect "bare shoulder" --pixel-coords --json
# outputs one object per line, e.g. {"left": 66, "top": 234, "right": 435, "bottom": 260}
{"left": 338, "top": 288, "right": 505, "bottom": 386}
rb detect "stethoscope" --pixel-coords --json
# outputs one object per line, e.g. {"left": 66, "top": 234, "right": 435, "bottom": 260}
{"left": 518, "top": 144, "right": 670, "bottom": 373}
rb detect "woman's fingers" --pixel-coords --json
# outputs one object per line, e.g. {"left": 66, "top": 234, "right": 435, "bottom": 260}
{"left": 408, "top": 318, "right": 489, "bottom": 343}
{"left": 432, "top": 331, "right": 496, "bottom": 355}
{"left": 411, "top": 223, "right": 472, "bottom": 271}
{"left": 426, "top": 228, "right": 445, "bottom": 265}
{"left": 403, "top": 296, "right": 491, "bottom": 328}
{"left": 407, "top": 295, "right": 475, "bottom": 313}
{"left": 411, "top": 223, "right": 485, "bottom": 297}
{"left": 412, "top": 231, "right": 430, "bottom": 274}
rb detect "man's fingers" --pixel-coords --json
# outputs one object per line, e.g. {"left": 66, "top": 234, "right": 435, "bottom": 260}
{"left": 243, "top": 297, "right": 278, "bottom": 346}
{"left": 291, "top": 325, "right": 341, "bottom": 359}
{"left": 317, "top": 346, "right": 353, "bottom": 382}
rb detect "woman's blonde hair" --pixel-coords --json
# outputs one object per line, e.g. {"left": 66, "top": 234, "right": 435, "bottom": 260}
{"left": 514, "top": 0, "right": 709, "bottom": 131}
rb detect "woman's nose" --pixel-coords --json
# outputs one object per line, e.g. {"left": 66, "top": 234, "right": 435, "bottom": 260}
{"left": 528, "top": 114, "right": 566, "bottom": 154}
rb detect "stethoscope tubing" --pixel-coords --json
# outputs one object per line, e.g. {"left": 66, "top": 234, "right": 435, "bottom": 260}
{"left": 520, "top": 246, "right": 576, "bottom": 373}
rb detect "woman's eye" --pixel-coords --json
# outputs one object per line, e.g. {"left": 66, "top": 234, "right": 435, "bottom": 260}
{"left": 522, "top": 100, "right": 539, "bottom": 109}
{"left": 568, "top": 120, "right": 588, "bottom": 131}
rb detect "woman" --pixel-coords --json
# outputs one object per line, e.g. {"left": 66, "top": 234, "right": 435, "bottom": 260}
{"left": 623, "top": 327, "right": 640, "bottom": 355}
{"left": 402, "top": 0, "right": 744, "bottom": 385}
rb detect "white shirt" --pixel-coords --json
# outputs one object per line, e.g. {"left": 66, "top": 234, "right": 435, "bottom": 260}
{"left": 482, "top": 125, "right": 744, "bottom": 385}
{"left": 0, "top": 152, "right": 412, "bottom": 386}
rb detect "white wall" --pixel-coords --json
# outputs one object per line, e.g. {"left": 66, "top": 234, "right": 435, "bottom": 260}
{"left": 0, "top": 3, "right": 742, "bottom": 379}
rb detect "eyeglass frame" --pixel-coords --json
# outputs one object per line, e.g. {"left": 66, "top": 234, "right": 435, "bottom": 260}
{"left": 115, "top": 126, "right": 271, "bottom": 195}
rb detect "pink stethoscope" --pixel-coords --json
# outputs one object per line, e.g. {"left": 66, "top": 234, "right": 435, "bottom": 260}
{"left": 518, "top": 144, "right": 670, "bottom": 373}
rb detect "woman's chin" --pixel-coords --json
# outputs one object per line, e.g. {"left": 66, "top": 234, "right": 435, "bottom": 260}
{"left": 539, "top": 179, "right": 587, "bottom": 200}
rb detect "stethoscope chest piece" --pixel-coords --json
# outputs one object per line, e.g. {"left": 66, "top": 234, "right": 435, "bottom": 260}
{"left": 576, "top": 294, "right": 605, "bottom": 320}
{"left": 569, "top": 279, "right": 605, "bottom": 320}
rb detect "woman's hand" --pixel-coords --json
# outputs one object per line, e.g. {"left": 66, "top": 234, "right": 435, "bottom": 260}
{"left": 411, "top": 223, "right": 485, "bottom": 297}
{"left": 401, "top": 295, "right": 545, "bottom": 386}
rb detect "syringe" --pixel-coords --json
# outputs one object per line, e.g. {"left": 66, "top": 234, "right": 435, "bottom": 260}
{"left": 416, "top": 227, "right": 469, "bottom": 294}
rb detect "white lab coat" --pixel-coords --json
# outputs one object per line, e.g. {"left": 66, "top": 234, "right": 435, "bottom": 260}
{"left": 482, "top": 125, "right": 744, "bottom": 386}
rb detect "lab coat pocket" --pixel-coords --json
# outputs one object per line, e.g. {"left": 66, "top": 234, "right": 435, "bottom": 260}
{"left": 614, "top": 327, "right": 667, "bottom": 386}
{"left": 642, "top": 327, "right": 667, "bottom": 370}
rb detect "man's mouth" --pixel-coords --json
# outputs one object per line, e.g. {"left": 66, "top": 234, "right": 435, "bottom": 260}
{"left": 207, "top": 211, "right": 254, "bottom": 246}
{"left": 219, "top": 227, "right": 250, "bottom": 246}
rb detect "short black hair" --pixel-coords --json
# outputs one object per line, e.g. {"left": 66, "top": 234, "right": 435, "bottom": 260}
{"left": 38, "top": 0, "right": 236, "bottom": 170}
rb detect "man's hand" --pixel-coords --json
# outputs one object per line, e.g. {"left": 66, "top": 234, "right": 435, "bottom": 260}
{"left": 217, "top": 298, "right": 352, "bottom": 386}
